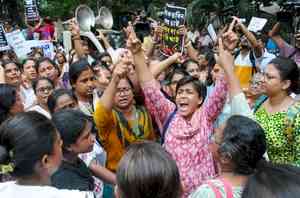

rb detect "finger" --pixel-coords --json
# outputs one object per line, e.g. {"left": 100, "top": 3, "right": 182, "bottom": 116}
{"left": 228, "top": 19, "right": 236, "bottom": 32}
{"left": 218, "top": 38, "right": 224, "bottom": 52}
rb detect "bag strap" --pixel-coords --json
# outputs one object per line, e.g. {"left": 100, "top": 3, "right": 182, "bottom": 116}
{"left": 205, "top": 180, "right": 223, "bottom": 198}
{"left": 253, "top": 95, "right": 268, "bottom": 113}
{"left": 205, "top": 178, "right": 234, "bottom": 198}
{"left": 288, "top": 49, "right": 298, "bottom": 59}
{"left": 161, "top": 109, "right": 177, "bottom": 145}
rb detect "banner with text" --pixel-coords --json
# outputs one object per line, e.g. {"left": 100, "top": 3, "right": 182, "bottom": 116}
{"left": 0, "top": 25, "right": 10, "bottom": 51}
{"left": 161, "top": 4, "right": 186, "bottom": 56}
{"left": 24, "top": 0, "right": 40, "bottom": 21}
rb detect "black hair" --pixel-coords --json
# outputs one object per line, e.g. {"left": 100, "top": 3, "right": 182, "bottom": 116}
{"left": 219, "top": 115, "right": 267, "bottom": 175}
{"left": 175, "top": 75, "right": 207, "bottom": 100}
{"left": 69, "top": 58, "right": 92, "bottom": 85}
{"left": 21, "top": 58, "right": 36, "bottom": 71}
{"left": 203, "top": 51, "right": 216, "bottom": 86}
{"left": 35, "top": 57, "right": 61, "bottom": 76}
{"left": 116, "top": 141, "right": 182, "bottom": 198}
{"left": 182, "top": 59, "right": 199, "bottom": 70}
{"left": 269, "top": 57, "right": 300, "bottom": 94}
{"left": 242, "top": 162, "right": 300, "bottom": 198}
{"left": 32, "top": 77, "right": 54, "bottom": 94}
{"left": 54, "top": 51, "right": 67, "bottom": 63}
{"left": 0, "top": 84, "right": 17, "bottom": 124}
{"left": 165, "top": 67, "right": 189, "bottom": 85}
{"left": 51, "top": 109, "right": 91, "bottom": 151}
{"left": 47, "top": 89, "right": 78, "bottom": 113}
{"left": 0, "top": 111, "right": 58, "bottom": 177}
{"left": 2, "top": 60, "right": 20, "bottom": 70}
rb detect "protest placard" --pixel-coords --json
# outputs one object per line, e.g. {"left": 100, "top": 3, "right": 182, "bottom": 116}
{"left": 247, "top": 17, "right": 268, "bottom": 33}
{"left": 24, "top": 0, "right": 40, "bottom": 21}
{"left": 207, "top": 24, "right": 217, "bottom": 43}
{"left": 0, "top": 25, "right": 10, "bottom": 51}
{"left": 161, "top": 4, "right": 186, "bottom": 56}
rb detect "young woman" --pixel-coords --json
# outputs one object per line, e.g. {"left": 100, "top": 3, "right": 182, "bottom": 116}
{"left": 2, "top": 60, "right": 21, "bottom": 87}
{"left": 190, "top": 115, "right": 267, "bottom": 198}
{"left": 35, "top": 57, "right": 61, "bottom": 88}
{"left": 0, "top": 111, "right": 92, "bottom": 198}
{"left": 48, "top": 90, "right": 116, "bottom": 197}
{"left": 51, "top": 110, "right": 95, "bottom": 193}
{"left": 183, "top": 59, "right": 201, "bottom": 80}
{"left": 0, "top": 84, "right": 24, "bottom": 125}
{"left": 94, "top": 61, "right": 157, "bottom": 172}
{"left": 47, "top": 89, "right": 78, "bottom": 113}
{"left": 254, "top": 57, "right": 300, "bottom": 166}
{"left": 27, "top": 77, "right": 54, "bottom": 118}
{"left": 20, "top": 58, "right": 37, "bottom": 109}
{"left": 69, "top": 58, "right": 96, "bottom": 117}
{"left": 128, "top": 28, "right": 236, "bottom": 196}
{"left": 54, "top": 51, "right": 70, "bottom": 89}
{"left": 115, "top": 141, "right": 182, "bottom": 198}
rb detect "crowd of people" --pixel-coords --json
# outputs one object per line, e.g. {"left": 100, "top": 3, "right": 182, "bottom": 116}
{"left": 0, "top": 8, "right": 300, "bottom": 198}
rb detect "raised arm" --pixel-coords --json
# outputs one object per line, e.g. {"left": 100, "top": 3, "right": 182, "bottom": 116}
{"left": 150, "top": 52, "right": 182, "bottom": 78}
{"left": 99, "top": 62, "right": 128, "bottom": 111}
{"left": 127, "top": 26, "right": 175, "bottom": 125}
{"left": 69, "top": 20, "right": 86, "bottom": 58}
{"left": 234, "top": 17, "right": 262, "bottom": 58}
{"left": 268, "top": 22, "right": 285, "bottom": 48}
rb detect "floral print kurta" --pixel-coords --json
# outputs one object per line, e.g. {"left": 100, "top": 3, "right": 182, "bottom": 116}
{"left": 141, "top": 78, "right": 228, "bottom": 197}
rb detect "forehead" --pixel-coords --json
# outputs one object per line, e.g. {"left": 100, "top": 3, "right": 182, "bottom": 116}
{"left": 178, "top": 82, "right": 196, "bottom": 91}
{"left": 24, "top": 60, "right": 35, "bottom": 67}
{"left": 57, "top": 94, "right": 73, "bottom": 104}
{"left": 4, "top": 63, "right": 17, "bottom": 69}
{"left": 172, "top": 73, "right": 184, "bottom": 81}
{"left": 117, "top": 79, "right": 131, "bottom": 88}
{"left": 78, "top": 68, "right": 94, "bottom": 79}
{"left": 37, "top": 79, "right": 52, "bottom": 87}
{"left": 265, "top": 64, "right": 280, "bottom": 76}
{"left": 39, "top": 60, "right": 54, "bottom": 68}
{"left": 187, "top": 62, "right": 199, "bottom": 69}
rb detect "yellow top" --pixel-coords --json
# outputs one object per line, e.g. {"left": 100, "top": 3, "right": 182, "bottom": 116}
{"left": 94, "top": 102, "right": 157, "bottom": 172}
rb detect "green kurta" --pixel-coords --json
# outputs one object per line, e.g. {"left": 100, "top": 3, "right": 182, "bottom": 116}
{"left": 255, "top": 103, "right": 300, "bottom": 166}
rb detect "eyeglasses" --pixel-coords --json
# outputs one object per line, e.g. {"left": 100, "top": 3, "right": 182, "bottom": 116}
{"left": 37, "top": 86, "right": 53, "bottom": 93}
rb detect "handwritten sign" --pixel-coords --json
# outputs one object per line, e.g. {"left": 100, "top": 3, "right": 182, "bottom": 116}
{"left": 247, "top": 17, "right": 268, "bottom": 33}
{"left": 161, "top": 4, "right": 186, "bottom": 56}
{"left": 24, "top": 0, "right": 40, "bottom": 21}
{"left": 207, "top": 24, "right": 217, "bottom": 43}
{"left": 0, "top": 25, "right": 10, "bottom": 51}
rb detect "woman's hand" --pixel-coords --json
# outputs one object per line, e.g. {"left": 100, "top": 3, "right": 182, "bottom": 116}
{"left": 69, "top": 19, "right": 80, "bottom": 37}
{"left": 216, "top": 38, "right": 234, "bottom": 71}
{"left": 126, "top": 26, "right": 143, "bottom": 54}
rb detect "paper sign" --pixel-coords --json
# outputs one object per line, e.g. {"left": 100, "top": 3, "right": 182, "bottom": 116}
{"left": 247, "top": 17, "right": 268, "bottom": 33}
{"left": 207, "top": 24, "right": 217, "bottom": 43}
{"left": 0, "top": 25, "right": 10, "bottom": 51}
{"left": 161, "top": 4, "right": 186, "bottom": 56}
{"left": 24, "top": 0, "right": 40, "bottom": 21}
{"left": 5, "top": 30, "right": 26, "bottom": 48}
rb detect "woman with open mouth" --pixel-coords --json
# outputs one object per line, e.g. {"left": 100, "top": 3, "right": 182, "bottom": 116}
{"left": 127, "top": 25, "right": 239, "bottom": 197}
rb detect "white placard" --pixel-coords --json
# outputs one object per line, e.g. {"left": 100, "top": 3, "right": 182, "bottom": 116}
{"left": 247, "top": 17, "right": 268, "bottom": 33}
{"left": 207, "top": 24, "right": 217, "bottom": 43}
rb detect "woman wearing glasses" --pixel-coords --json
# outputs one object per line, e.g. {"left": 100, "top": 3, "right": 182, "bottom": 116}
{"left": 27, "top": 77, "right": 54, "bottom": 119}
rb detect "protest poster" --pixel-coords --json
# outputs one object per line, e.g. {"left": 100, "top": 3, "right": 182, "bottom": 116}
{"left": 24, "top": 0, "right": 40, "bottom": 21}
{"left": 247, "top": 17, "right": 268, "bottom": 33}
{"left": 0, "top": 25, "right": 10, "bottom": 51}
{"left": 161, "top": 4, "right": 186, "bottom": 56}
{"left": 207, "top": 24, "right": 217, "bottom": 43}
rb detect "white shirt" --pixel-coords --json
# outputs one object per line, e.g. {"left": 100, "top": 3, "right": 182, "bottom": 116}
{"left": 20, "top": 86, "right": 37, "bottom": 110}
{"left": 0, "top": 181, "right": 93, "bottom": 198}
{"left": 255, "top": 49, "right": 276, "bottom": 72}
{"left": 27, "top": 105, "right": 52, "bottom": 119}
